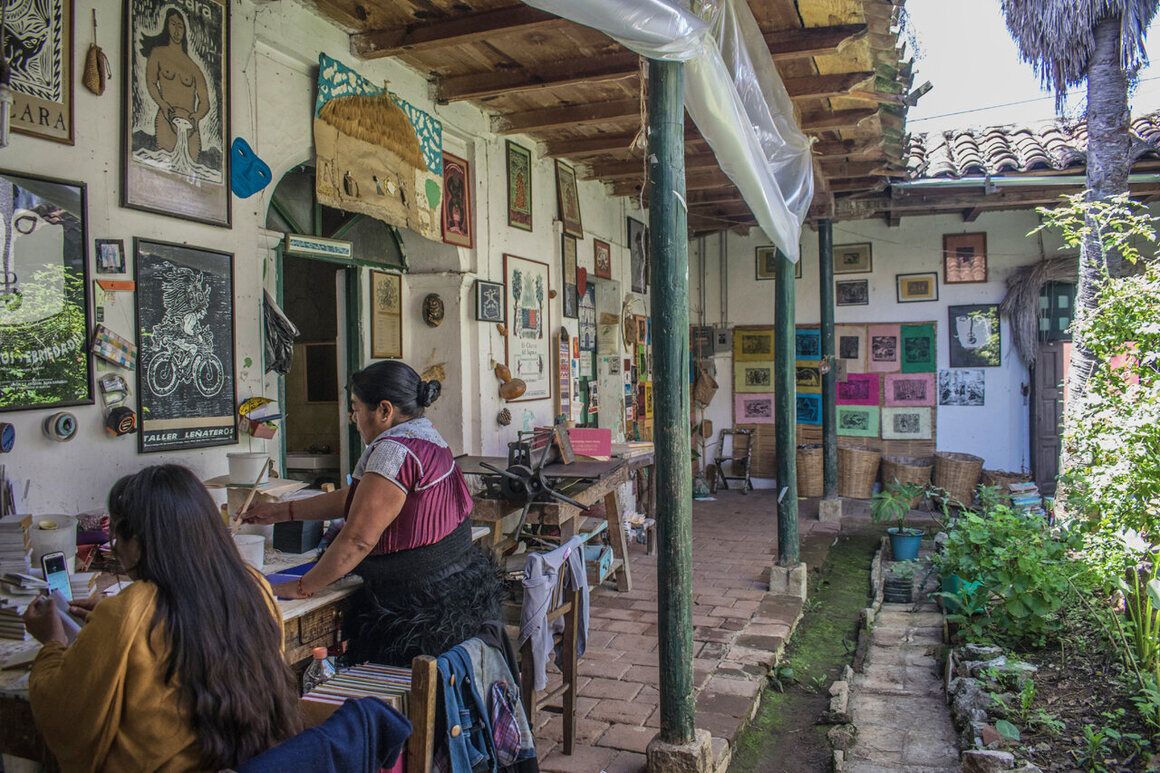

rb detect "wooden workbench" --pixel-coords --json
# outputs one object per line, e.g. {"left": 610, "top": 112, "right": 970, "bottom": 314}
{"left": 459, "top": 455, "right": 637, "bottom": 592}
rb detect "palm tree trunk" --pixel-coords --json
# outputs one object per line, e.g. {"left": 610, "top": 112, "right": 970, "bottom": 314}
{"left": 1067, "top": 14, "right": 1130, "bottom": 413}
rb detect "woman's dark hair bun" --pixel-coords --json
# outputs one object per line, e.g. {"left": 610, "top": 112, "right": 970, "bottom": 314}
{"left": 418, "top": 379, "right": 442, "bottom": 407}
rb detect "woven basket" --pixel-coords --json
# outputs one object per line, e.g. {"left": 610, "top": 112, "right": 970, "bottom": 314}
{"left": 693, "top": 368, "right": 718, "bottom": 407}
{"left": 796, "top": 445, "right": 823, "bottom": 498}
{"left": 981, "top": 469, "right": 1032, "bottom": 490}
{"left": 838, "top": 445, "right": 881, "bottom": 499}
{"left": 881, "top": 455, "right": 933, "bottom": 507}
{"left": 933, "top": 452, "right": 984, "bottom": 507}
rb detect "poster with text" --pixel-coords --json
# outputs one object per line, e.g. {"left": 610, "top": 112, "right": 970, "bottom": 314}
{"left": 9, "top": 0, "right": 73, "bottom": 143}
{"left": 134, "top": 239, "right": 236, "bottom": 451}
{"left": 503, "top": 254, "right": 550, "bottom": 401}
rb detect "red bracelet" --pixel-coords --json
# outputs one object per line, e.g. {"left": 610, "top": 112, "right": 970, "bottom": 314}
{"left": 297, "top": 577, "right": 313, "bottom": 598}
{"left": 288, "top": 501, "right": 295, "bottom": 522}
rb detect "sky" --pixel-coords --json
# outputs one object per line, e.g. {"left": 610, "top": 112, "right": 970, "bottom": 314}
{"left": 902, "top": 1, "right": 1160, "bottom": 134}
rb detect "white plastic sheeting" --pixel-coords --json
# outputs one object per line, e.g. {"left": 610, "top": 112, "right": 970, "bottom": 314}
{"left": 519, "top": 0, "right": 813, "bottom": 261}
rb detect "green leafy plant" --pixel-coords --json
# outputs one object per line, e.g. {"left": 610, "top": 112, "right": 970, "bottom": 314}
{"left": 994, "top": 719, "right": 1020, "bottom": 744}
{"left": 886, "top": 560, "right": 920, "bottom": 580}
{"left": 870, "top": 481, "right": 927, "bottom": 534}
{"left": 1073, "top": 724, "right": 1115, "bottom": 772}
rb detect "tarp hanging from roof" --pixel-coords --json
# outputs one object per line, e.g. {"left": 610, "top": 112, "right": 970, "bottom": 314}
{"left": 520, "top": 0, "right": 813, "bottom": 260}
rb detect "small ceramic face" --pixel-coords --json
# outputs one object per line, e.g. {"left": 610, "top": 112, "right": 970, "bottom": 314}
{"left": 423, "top": 294, "right": 444, "bottom": 327}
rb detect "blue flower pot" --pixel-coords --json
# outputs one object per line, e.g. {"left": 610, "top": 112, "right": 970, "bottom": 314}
{"left": 888, "top": 528, "right": 923, "bottom": 561}
{"left": 940, "top": 574, "right": 983, "bottom": 614}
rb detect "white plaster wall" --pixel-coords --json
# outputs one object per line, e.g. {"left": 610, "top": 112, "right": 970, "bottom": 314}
{"left": 690, "top": 209, "right": 1075, "bottom": 473}
{"left": 4, "top": 0, "right": 646, "bottom": 513}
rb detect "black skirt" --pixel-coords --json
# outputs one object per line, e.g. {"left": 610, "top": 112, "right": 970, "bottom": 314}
{"left": 342, "top": 519, "right": 505, "bottom": 667}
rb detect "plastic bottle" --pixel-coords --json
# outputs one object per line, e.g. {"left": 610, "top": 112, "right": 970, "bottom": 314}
{"left": 302, "top": 646, "right": 336, "bottom": 694}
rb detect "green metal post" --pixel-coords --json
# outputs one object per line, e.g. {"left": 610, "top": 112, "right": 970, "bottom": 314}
{"left": 819, "top": 220, "right": 838, "bottom": 498}
{"left": 648, "top": 58, "right": 695, "bottom": 746}
{"left": 775, "top": 251, "right": 799, "bottom": 565}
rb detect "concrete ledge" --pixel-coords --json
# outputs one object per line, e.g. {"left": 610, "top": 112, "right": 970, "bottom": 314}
{"left": 818, "top": 497, "right": 843, "bottom": 522}
{"left": 768, "top": 562, "right": 807, "bottom": 599}
{"left": 647, "top": 728, "right": 713, "bottom": 773}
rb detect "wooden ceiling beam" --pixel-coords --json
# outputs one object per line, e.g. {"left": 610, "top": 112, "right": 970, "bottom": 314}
{"left": 784, "top": 71, "right": 876, "bottom": 100}
{"left": 829, "top": 177, "right": 888, "bottom": 193}
{"left": 350, "top": 6, "right": 563, "bottom": 59}
{"left": 765, "top": 23, "right": 868, "bottom": 59}
{"left": 435, "top": 52, "right": 640, "bottom": 102}
{"left": 491, "top": 99, "right": 640, "bottom": 134}
{"left": 581, "top": 153, "right": 721, "bottom": 181}
{"left": 812, "top": 138, "right": 884, "bottom": 161}
{"left": 800, "top": 108, "right": 878, "bottom": 132}
{"left": 543, "top": 132, "right": 708, "bottom": 159}
{"left": 820, "top": 160, "right": 905, "bottom": 178}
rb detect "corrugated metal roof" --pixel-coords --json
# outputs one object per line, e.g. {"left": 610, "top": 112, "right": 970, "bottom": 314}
{"left": 906, "top": 113, "right": 1160, "bottom": 179}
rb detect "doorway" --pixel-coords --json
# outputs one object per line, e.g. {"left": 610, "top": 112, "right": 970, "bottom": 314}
{"left": 1030, "top": 281, "right": 1075, "bottom": 496}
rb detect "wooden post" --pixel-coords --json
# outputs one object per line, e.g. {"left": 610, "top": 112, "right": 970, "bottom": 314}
{"left": 775, "top": 250, "right": 799, "bottom": 565}
{"left": 648, "top": 57, "right": 695, "bottom": 746}
{"left": 819, "top": 219, "right": 838, "bottom": 498}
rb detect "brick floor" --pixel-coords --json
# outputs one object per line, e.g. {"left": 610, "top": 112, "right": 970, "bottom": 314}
{"left": 536, "top": 490, "right": 838, "bottom": 772}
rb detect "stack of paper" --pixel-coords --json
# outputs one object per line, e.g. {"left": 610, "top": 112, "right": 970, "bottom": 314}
{"left": 0, "top": 598, "right": 32, "bottom": 640}
{"left": 0, "top": 514, "right": 31, "bottom": 576}
{"left": 301, "top": 663, "right": 412, "bottom": 714}
{"left": 1008, "top": 481, "right": 1046, "bottom": 517}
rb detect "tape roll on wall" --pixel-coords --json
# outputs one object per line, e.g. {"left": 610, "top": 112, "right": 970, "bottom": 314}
{"left": 43, "top": 412, "right": 78, "bottom": 442}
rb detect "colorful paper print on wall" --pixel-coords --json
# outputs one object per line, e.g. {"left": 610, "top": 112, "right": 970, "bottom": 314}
{"left": 900, "top": 323, "right": 936, "bottom": 373}
{"left": 837, "top": 405, "right": 879, "bottom": 438}
{"left": 314, "top": 54, "right": 443, "bottom": 241}
{"left": 734, "top": 328, "right": 774, "bottom": 361}
{"left": 795, "top": 361, "right": 821, "bottom": 394}
{"left": 867, "top": 324, "right": 901, "bottom": 373}
{"left": 796, "top": 394, "right": 822, "bottom": 426}
{"left": 836, "top": 373, "right": 880, "bottom": 406}
{"left": 795, "top": 328, "right": 821, "bottom": 359}
{"left": 734, "top": 361, "right": 774, "bottom": 394}
{"left": 734, "top": 394, "right": 775, "bottom": 424}
{"left": 884, "top": 373, "right": 936, "bottom": 407}
{"left": 835, "top": 325, "right": 866, "bottom": 373}
{"left": 881, "top": 407, "right": 932, "bottom": 440}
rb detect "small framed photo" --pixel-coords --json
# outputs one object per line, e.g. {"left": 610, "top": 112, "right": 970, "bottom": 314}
{"left": 755, "top": 246, "right": 802, "bottom": 280}
{"left": 943, "top": 233, "right": 987, "bottom": 283}
{"left": 834, "top": 243, "right": 872, "bottom": 274}
{"left": 475, "top": 279, "right": 505, "bottom": 323}
{"left": 593, "top": 239, "right": 612, "bottom": 280}
{"left": 95, "top": 239, "right": 126, "bottom": 274}
{"left": 896, "top": 272, "right": 938, "bottom": 303}
{"left": 836, "top": 279, "right": 869, "bottom": 306}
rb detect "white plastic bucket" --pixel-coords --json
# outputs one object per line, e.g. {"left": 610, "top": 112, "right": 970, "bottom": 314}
{"left": 228, "top": 453, "right": 270, "bottom": 485}
{"left": 29, "top": 515, "right": 77, "bottom": 568}
{"left": 232, "top": 534, "right": 265, "bottom": 571}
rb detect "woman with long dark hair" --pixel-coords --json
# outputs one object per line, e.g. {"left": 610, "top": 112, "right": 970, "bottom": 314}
{"left": 23, "top": 465, "right": 302, "bottom": 771}
{"left": 244, "top": 360, "right": 503, "bottom": 666}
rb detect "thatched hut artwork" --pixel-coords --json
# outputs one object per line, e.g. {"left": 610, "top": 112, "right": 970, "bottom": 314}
{"left": 313, "top": 54, "right": 443, "bottom": 241}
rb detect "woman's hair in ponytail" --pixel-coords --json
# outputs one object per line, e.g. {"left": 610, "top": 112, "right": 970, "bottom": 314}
{"left": 350, "top": 361, "right": 441, "bottom": 417}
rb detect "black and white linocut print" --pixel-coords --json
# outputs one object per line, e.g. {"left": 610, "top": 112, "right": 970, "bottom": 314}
{"left": 938, "top": 369, "right": 985, "bottom": 406}
{"left": 6, "top": 0, "right": 64, "bottom": 102}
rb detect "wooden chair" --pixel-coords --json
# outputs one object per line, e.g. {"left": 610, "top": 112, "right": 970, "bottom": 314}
{"left": 712, "top": 428, "right": 754, "bottom": 494}
{"left": 517, "top": 570, "right": 582, "bottom": 755}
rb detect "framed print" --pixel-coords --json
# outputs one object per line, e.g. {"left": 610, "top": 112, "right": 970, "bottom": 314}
{"left": 755, "top": 246, "right": 801, "bottom": 280}
{"left": 884, "top": 373, "right": 936, "bottom": 407}
{"left": 9, "top": 0, "right": 73, "bottom": 143}
{"left": 897, "top": 272, "right": 938, "bottom": 303}
{"left": 943, "top": 233, "right": 987, "bottom": 283}
{"left": 867, "top": 324, "right": 901, "bottom": 373}
{"left": 900, "top": 323, "right": 936, "bottom": 373}
{"left": 579, "top": 284, "right": 596, "bottom": 353}
{"left": 939, "top": 369, "right": 985, "bottom": 406}
{"left": 594, "top": 239, "right": 612, "bottom": 280}
{"left": 796, "top": 394, "right": 822, "bottom": 426}
{"left": 796, "top": 361, "right": 821, "bottom": 394}
{"left": 733, "top": 361, "right": 774, "bottom": 393}
{"left": 0, "top": 171, "right": 92, "bottom": 412}
{"left": 95, "top": 239, "right": 126, "bottom": 274}
{"left": 475, "top": 280, "right": 504, "bottom": 323}
{"left": 124, "top": 0, "right": 231, "bottom": 227}
{"left": 134, "top": 238, "right": 236, "bottom": 452}
{"left": 948, "top": 304, "right": 1000, "bottom": 367}
{"left": 504, "top": 254, "right": 551, "bottom": 400}
{"left": 837, "top": 405, "right": 879, "bottom": 438}
{"left": 834, "top": 243, "right": 872, "bottom": 274}
{"left": 795, "top": 328, "right": 820, "bottom": 359}
{"left": 627, "top": 217, "right": 649, "bottom": 294}
{"left": 734, "top": 328, "right": 774, "bottom": 361}
{"left": 561, "top": 234, "right": 578, "bottom": 319}
{"left": 506, "top": 141, "right": 533, "bottom": 231}
{"left": 555, "top": 160, "right": 583, "bottom": 238}
{"left": 835, "top": 279, "right": 869, "bottom": 306}
{"left": 441, "top": 152, "right": 473, "bottom": 248}
{"left": 836, "top": 325, "right": 866, "bottom": 373}
{"left": 836, "top": 373, "right": 880, "bottom": 406}
{"left": 734, "top": 393, "right": 774, "bottom": 424}
{"left": 881, "top": 407, "right": 932, "bottom": 440}
{"left": 370, "top": 270, "right": 402, "bottom": 359}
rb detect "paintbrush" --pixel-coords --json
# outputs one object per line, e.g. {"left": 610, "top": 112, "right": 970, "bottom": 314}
{"left": 231, "top": 458, "right": 271, "bottom": 534}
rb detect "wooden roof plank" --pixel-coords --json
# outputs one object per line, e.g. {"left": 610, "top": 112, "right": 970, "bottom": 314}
{"left": 491, "top": 98, "right": 640, "bottom": 134}
{"left": 351, "top": 6, "right": 564, "bottom": 59}
{"left": 784, "top": 71, "right": 876, "bottom": 100}
{"left": 436, "top": 52, "right": 640, "bottom": 102}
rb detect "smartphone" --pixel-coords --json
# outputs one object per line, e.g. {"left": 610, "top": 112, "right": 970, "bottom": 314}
{"left": 40, "top": 551, "right": 72, "bottom": 603}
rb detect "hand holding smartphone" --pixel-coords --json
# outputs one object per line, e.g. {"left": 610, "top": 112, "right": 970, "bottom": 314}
{"left": 40, "top": 551, "right": 72, "bottom": 603}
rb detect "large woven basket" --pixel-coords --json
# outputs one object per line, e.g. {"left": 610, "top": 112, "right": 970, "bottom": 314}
{"left": 933, "top": 452, "right": 984, "bottom": 507}
{"left": 838, "top": 445, "right": 881, "bottom": 499}
{"left": 796, "top": 445, "right": 823, "bottom": 498}
{"left": 881, "top": 455, "right": 933, "bottom": 507}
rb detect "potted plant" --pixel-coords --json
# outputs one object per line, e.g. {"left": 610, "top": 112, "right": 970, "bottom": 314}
{"left": 883, "top": 560, "right": 919, "bottom": 603}
{"left": 871, "top": 481, "right": 927, "bottom": 561}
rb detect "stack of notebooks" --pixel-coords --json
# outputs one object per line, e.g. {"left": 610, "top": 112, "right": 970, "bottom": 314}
{"left": 0, "top": 514, "right": 31, "bottom": 576}
{"left": 0, "top": 572, "right": 42, "bottom": 641}
{"left": 1008, "top": 482, "right": 1046, "bottom": 517}
{"left": 302, "top": 663, "right": 412, "bottom": 715}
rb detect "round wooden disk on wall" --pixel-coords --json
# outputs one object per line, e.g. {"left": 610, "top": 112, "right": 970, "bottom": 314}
{"left": 423, "top": 293, "right": 445, "bottom": 327}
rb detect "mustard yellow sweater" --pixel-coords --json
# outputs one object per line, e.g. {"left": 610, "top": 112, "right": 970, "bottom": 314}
{"left": 30, "top": 575, "right": 282, "bottom": 772}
